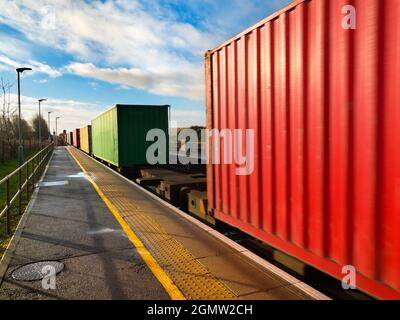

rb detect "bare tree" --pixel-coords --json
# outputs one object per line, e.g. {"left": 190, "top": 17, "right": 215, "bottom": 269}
{"left": 0, "top": 76, "right": 38, "bottom": 161}
{"left": 0, "top": 76, "right": 16, "bottom": 161}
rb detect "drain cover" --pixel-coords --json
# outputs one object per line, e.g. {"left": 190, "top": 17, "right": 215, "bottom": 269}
{"left": 11, "top": 261, "right": 64, "bottom": 281}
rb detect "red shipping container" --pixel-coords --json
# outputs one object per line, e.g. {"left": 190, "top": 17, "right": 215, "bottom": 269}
{"left": 72, "top": 128, "right": 80, "bottom": 148}
{"left": 206, "top": 0, "right": 400, "bottom": 299}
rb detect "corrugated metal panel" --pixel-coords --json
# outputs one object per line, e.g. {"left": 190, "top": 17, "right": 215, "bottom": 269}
{"left": 91, "top": 105, "right": 169, "bottom": 167}
{"left": 92, "top": 106, "right": 119, "bottom": 166}
{"left": 118, "top": 105, "right": 169, "bottom": 167}
{"left": 72, "top": 129, "right": 80, "bottom": 148}
{"left": 80, "top": 125, "right": 92, "bottom": 154}
{"left": 206, "top": 0, "right": 400, "bottom": 299}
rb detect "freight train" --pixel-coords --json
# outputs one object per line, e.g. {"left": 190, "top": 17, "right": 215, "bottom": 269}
{"left": 69, "top": 0, "right": 400, "bottom": 300}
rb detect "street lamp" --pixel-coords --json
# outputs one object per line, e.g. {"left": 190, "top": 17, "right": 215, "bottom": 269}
{"left": 16, "top": 67, "right": 32, "bottom": 166}
{"left": 38, "top": 99, "right": 47, "bottom": 149}
{"left": 55, "top": 116, "right": 60, "bottom": 146}
{"left": 48, "top": 111, "right": 52, "bottom": 141}
{"left": 55, "top": 116, "right": 60, "bottom": 136}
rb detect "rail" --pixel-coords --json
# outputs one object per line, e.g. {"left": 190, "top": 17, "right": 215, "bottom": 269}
{"left": 0, "top": 143, "right": 54, "bottom": 235}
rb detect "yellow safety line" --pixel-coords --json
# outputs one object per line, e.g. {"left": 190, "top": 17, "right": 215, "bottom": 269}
{"left": 68, "top": 148, "right": 186, "bottom": 300}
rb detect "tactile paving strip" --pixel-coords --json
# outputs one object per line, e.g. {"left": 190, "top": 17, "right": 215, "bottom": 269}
{"left": 68, "top": 148, "right": 237, "bottom": 300}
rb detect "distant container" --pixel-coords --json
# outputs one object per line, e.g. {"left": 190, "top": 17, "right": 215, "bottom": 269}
{"left": 80, "top": 125, "right": 92, "bottom": 154}
{"left": 91, "top": 104, "right": 169, "bottom": 168}
{"left": 206, "top": 0, "right": 400, "bottom": 299}
{"left": 72, "top": 129, "right": 80, "bottom": 148}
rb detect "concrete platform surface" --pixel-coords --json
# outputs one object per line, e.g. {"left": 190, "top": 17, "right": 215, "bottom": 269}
{"left": 0, "top": 147, "right": 169, "bottom": 300}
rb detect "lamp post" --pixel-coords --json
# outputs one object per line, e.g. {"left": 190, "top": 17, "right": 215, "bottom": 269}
{"left": 16, "top": 67, "right": 32, "bottom": 166}
{"left": 55, "top": 116, "right": 60, "bottom": 146}
{"left": 48, "top": 111, "right": 52, "bottom": 141}
{"left": 38, "top": 99, "right": 47, "bottom": 149}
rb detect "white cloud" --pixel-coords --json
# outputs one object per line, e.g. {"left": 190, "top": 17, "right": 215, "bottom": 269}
{"left": 0, "top": 0, "right": 220, "bottom": 100}
{"left": 27, "top": 59, "right": 62, "bottom": 78}
{"left": 65, "top": 62, "right": 203, "bottom": 100}
{"left": 4, "top": 93, "right": 105, "bottom": 133}
{"left": 34, "top": 78, "right": 48, "bottom": 84}
{"left": 0, "top": 32, "right": 61, "bottom": 77}
{"left": 0, "top": 33, "right": 31, "bottom": 60}
{"left": 0, "top": 54, "right": 62, "bottom": 78}
{"left": 170, "top": 109, "right": 205, "bottom": 127}
{"left": 0, "top": 55, "right": 19, "bottom": 69}
{"left": 0, "top": 0, "right": 293, "bottom": 101}
{"left": 88, "top": 81, "right": 99, "bottom": 90}
{"left": 2, "top": 92, "right": 203, "bottom": 132}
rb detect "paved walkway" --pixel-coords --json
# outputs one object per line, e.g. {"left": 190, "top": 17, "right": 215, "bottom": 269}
{"left": 0, "top": 147, "right": 168, "bottom": 300}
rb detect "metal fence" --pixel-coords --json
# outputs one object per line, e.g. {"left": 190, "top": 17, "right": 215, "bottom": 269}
{"left": 0, "top": 143, "right": 54, "bottom": 235}
{"left": 0, "top": 138, "right": 47, "bottom": 163}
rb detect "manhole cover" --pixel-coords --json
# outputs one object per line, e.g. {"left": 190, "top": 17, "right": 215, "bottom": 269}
{"left": 11, "top": 261, "right": 64, "bottom": 281}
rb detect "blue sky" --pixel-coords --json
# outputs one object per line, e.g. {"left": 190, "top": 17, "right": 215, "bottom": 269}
{"left": 0, "top": 0, "right": 291, "bottom": 132}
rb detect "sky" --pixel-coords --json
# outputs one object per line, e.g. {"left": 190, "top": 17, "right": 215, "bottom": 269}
{"left": 0, "top": 0, "right": 292, "bottom": 133}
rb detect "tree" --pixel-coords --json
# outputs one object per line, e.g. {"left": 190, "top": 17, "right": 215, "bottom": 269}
{"left": 32, "top": 114, "right": 49, "bottom": 143}
{"left": 0, "top": 77, "right": 16, "bottom": 160}
{"left": 10, "top": 115, "right": 33, "bottom": 140}
{"left": 0, "top": 76, "right": 37, "bottom": 160}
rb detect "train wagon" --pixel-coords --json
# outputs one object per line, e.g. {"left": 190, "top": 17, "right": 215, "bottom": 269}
{"left": 91, "top": 104, "right": 169, "bottom": 172}
{"left": 72, "top": 129, "right": 80, "bottom": 148}
{"left": 69, "top": 132, "right": 73, "bottom": 146}
{"left": 205, "top": 0, "right": 400, "bottom": 299}
{"left": 80, "top": 125, "right": 92, "bottom": 154}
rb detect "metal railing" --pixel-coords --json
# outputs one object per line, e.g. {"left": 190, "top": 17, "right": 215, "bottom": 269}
{"left": 0, "top": 143, "right": 54, "bottom": 235}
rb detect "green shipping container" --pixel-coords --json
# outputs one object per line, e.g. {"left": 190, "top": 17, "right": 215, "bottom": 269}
{"left": 91, "top": 104, "right": 169, "bottom": 168}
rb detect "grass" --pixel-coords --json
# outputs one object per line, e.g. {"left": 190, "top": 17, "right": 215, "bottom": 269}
{"left": 0, "top": 148, "right": 42, "bottom": 259}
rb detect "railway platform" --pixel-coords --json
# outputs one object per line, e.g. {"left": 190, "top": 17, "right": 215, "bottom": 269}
{"left": 0, "top": 147, "right": 329, "bottom": 300}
